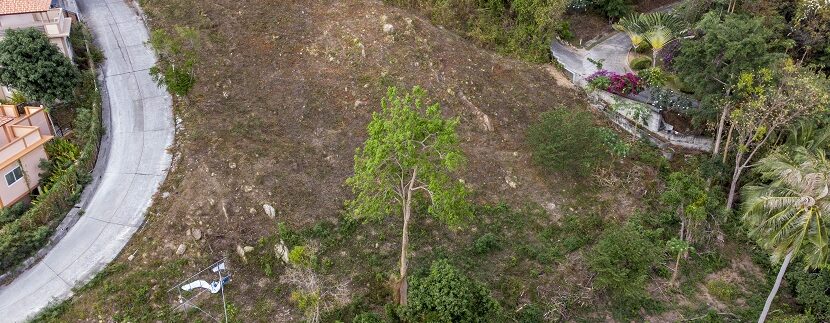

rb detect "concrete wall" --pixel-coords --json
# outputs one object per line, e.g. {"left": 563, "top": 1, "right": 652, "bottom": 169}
{"left": 587, "top": 90, "right": 714, "bottom": 152}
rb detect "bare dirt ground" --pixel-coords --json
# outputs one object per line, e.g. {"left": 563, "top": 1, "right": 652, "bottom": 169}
{"left": 38, "top": 0, "right": 771, "bottom": 321}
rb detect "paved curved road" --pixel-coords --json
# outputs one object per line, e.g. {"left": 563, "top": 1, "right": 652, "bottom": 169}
{"left": 0, "top": 0, "right": 173, "bottom": 320}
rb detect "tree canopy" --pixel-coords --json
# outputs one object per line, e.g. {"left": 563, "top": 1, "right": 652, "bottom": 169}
{"left": 673, "top": 12, "right": 790, "bottom": 122}
{"left": 0, "top": 28, "right": 79, "bottom": 103}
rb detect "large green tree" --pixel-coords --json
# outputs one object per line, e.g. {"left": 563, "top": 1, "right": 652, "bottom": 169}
{"left": 742, "top": 147, "right": 830, "bottom": 322}
{"left": 673, "top": 13, "right": 789, "bottom": 155}
{"left": 0, "top": 28, "right": 79, "bottom": 103}
{"left": 725, "top": 62, "right": 830, "bottom": 209}
{"left": 346, "top": 86, "right": 471, "bottom": 305}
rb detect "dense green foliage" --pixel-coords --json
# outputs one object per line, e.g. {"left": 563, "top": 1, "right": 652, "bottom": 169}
{"left": 528, "top": 108, "right": 618, "bottom": 176}
{"left": 400, "top": 259, "right": 502, "bottom": 322}
{"left": 346, "top": 86, "right": 470, "bottom": 224}
{"left": 673, "top": 13, "right": 789, "bottom": 123}
{"left": 0, "top": 28, "right": 79, "bottom": 103}
{"left": 787, "top": 266, "right": 830, "bottom": 321}
{"left": 0, "top": 59, "right": 102, "bottom": 272}
{"left": 587, "top": 222, "right": 658, "bottom": 311}
{"left": 385, "top": 0, "right": 567, "bottom": 62}
{"left": 742, "top": 147, "right": 830, "bottom": 270}
{"left": 592, "top": 0, "right": 633, "bottom": 18}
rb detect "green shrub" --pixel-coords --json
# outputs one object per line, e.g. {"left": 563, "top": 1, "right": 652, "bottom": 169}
{"left": 587, "top": 222, "right": 658, "bottom": 311}
{"left": 0, "top": 202, "right": 28, "bottom": 227}
{"left": 473, "top": 233, "right": 501, "bottom": 254}
{"left": 400, "top": 259, "right": 502, "bottom": 322}
{"left": 638, "top": 67, "right": 666, "bottom": 87}
{"left": 706, "top": 280, "right": 737, "bottom": 303}
{"left": 517, "top": 303, "right": 544, "bottom": 323}
{"left": 630, "top": 57, "right": 653, "bottom": 71}
{"left": 353, "top": 312, "right": 383, "bottom": 323}
{"left": 587, "top": 75, "right": 611, "bottom": 91}
{"left": 527, "top": 108, "right": 612, "bottom": 176}
{"left": 597, "top": 128, "right": 630, "bottom": 158}
{"left": 555, "top": 21, "right": 574, "bottom": 41}
{"left": 592, "top": 0, "right": 633, "bottom": 18}
{"left": 787, "top": 267, "right": 830, "bottom": 321}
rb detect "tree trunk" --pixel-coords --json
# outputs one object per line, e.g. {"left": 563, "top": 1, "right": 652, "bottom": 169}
{"left": 722, "top": 123, "right": 735, "bottom": 164}
{"left": 669, "top": 250, "right": 682, "bottom": 286}
{"left": 652, "top": 50, "right": 658, "bottom": 68}
{"left": 726, "top": 168, "right": 741, "bottom": 210}
{"left": 758, "top": 251, "right": 794, "bottom": 323}
{"left": 713, "top": 106, "right": 730, "bottom": 156}
{"left": 398, "top": 169, "right": 417, "bottom": 306}
{"left": 398, "top": 191, "right": 411, "bottom": 306}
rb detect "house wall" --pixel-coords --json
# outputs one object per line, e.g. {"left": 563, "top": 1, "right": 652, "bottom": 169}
{"left": 0, "top": 13, "right": 38, "bottom": 27}
{"left": 17, "top": 110, "right": 52, "bottom": 136}
{"left": 0, "top": 147, "right": 45, "bottom": 207}
{"left": 0, "top": 11, "right": 73, "bottom": 59}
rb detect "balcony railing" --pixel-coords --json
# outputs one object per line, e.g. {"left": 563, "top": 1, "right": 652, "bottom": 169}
{"left": 0, "top": 8, "right": 70, "bottom": 38}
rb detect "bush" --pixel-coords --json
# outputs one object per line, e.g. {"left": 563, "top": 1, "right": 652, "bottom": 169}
{"left": 597, "top": 128, "right": 630, "bottom": 158}
{"left": 592, "top": 0, "right": 633, "bottom": 18}
{"left": 353, "top": 312, "right": 383, "bottom": 323}
{"left": 587, "top": 223, "right": 658, "bottom": 311}
{"left": 0, "top": 202, "right": 28, "bottom": 227}
{"left": 638, "top": 67, "right": 666, "bottom": 87}
{"left": 473, "top": 233, "right": 501, "bottom": 254}
{"left": 586, "top": 70, "right": 645, "bottom": 96}
{"left": 630, "top": 57, "right": 653, "bottom": 71}
{"left": 786, "top": 267, "right": 830, "bottom": 321}
{"left": 706, "top": 280, "right": 737, "bottom": 303}
{"left": 555, "top": 21, "right": 574, "bottom": 41}
{"left": 517, "top": 303, "right": 544, "bottom": 323}
{"left": 400, "top": 259, "right": 502, "bottom": 322}
{"left": 527, "top": 108, "right": 611, "bottom": 176}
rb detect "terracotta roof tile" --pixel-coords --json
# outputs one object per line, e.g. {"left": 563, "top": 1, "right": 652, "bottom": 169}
{"left": 0, "top": 0, "right": 51, "bottom": 15}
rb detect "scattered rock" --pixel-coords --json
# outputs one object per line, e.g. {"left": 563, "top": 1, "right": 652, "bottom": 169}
{"left": 505, "top": 175, "right": 518, "bottom": 188}
{"left": 176, "top": 244, "right": 187, "bottom": 255}
{"left": 242, "top": 185, "right": 253, "bottom": 192}
{"left": 274, "top": 240, "right": 289, "bottom": 264}
{"left": 383, "top": 23, "right": 395, "bottom": 34}
{"left": 263, "top": 204, "right": 276, "bottom": 219}
{"left": 244, "top": 246, "right": 254, "bottom": 253}
{"left": 192, "top": 229, "right": 202, "bottom": 240}
{"left": 236, "top": 245, "right": 248, "bottom": 263}
{"left": 161, "top": 192, "right": 170, "bottom": 199}
{"left": 229, "top": 162, "right": 237, "bottom": 169}
{"left": 249, "top": 207, "right": 256, "bottom": 214}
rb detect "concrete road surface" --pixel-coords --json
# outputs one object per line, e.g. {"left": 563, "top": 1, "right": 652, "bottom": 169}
{"left": 0, "top": 0, "right": 174, "bottom": 320}
{"left": 551, "top": 32, "right": 633, "bottom": 82}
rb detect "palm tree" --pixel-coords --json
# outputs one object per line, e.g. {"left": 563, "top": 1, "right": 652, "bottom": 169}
{"left": 742, "top": 147, "right": 830, "bottom": 323}
{"left": 613, "top": 14, "right": 646, "bottom": 49}
{"left": 639, "top": 12, "right": 685, "bottom": 67}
